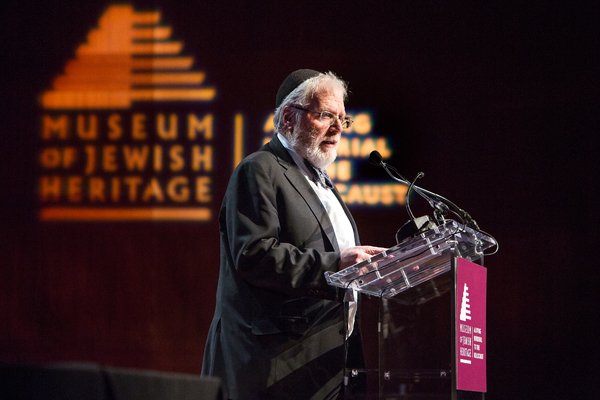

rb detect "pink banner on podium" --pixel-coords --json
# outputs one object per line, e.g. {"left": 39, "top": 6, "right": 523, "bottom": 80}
{"left": 456, "top": 257, "right": 487, "bottom": 392}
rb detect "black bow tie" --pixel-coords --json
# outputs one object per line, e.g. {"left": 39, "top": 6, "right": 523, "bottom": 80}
{"left": 304, "top": 160, "right": 334, "bottom": 190}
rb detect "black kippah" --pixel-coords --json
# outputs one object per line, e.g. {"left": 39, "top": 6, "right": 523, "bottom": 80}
{"left": 275, "top": 69, "right": 321, "bottom": 108}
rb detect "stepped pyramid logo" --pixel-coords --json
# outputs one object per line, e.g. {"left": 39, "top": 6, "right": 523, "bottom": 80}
{"left": 41, "top": 4, "right": 215, "bottom": 109}
{"left": 459, "top": 283, "right": 472, "bottom": 321}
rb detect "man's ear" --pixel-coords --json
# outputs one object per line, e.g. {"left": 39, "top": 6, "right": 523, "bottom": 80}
{"left": 282, "top": 106, "right": 294, "bottom": 129}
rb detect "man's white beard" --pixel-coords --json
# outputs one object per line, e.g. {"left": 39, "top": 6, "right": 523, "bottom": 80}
{"left": 288, "top": 125, "right": 337, "bottom": 169}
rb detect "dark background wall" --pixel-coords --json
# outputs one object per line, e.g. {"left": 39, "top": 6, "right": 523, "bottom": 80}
{"left": 1, "top": 1, "right": 598, "bottom": 399}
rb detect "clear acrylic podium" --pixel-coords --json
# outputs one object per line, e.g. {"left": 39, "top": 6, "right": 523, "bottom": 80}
{"left": 325, "top": 220, "right": 497, "bottom": 399}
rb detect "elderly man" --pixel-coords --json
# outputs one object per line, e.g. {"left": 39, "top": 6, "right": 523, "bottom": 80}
{"left": 202, "top": 69, "right": 385, "bottom": 400}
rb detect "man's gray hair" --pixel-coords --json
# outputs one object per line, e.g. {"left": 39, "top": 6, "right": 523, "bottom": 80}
{"left": 273, "top": 71, "right": 348, "bottom": 135}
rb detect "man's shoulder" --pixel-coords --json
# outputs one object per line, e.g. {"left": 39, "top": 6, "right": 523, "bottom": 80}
{"left": 230, "top": 144, "right": 282, "bottom": 182}
{"left": 240, "top": 145, "right": 278, "bottom": 167}
{"left": 239, "top": 137, "right": 290, "bottom": 167}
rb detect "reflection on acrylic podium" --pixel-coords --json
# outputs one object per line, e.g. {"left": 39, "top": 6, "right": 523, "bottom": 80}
{"left": 326, "top": 220, "right": 496, "bottom": 399}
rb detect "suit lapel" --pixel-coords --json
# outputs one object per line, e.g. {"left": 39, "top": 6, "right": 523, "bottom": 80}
{"left": 267, "top": 135, "right": 340, "bottom": 253}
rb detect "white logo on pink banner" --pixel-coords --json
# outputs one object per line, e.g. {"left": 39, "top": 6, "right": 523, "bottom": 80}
{"left": 459, "top": 283, "right": 472, "bottom": 321}
{"left": 456, "top": 257, "right": 487, "bottom": 392}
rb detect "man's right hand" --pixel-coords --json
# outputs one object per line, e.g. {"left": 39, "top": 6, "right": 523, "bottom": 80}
{"left": 339, "top": 245, "right": 387, "bottom": 270}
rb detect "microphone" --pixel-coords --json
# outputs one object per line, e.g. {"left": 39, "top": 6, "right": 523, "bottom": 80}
{"left": 368, "top": 150, "right": 383, "bottom": 166}
{"left": 368, "top": 150, "right": 479, "bottom": 231}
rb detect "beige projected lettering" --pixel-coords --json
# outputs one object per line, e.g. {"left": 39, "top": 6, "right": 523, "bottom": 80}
{"left": 336, "top": 136, "right": 392, "bottom": 159}
{"left": 43, "top": 113, "right": 214, "bottom": 141}
{"left": 40, "top": 175, "right": 211, "bottom": 204}
{"left": 338, "top": 184, "right": 408, "bottom": 206}
{"left": 40, "top": 112, "right": 214, "bottom": 205}
{"left": 74, "top": 144, "right": 213, "bottom": 174}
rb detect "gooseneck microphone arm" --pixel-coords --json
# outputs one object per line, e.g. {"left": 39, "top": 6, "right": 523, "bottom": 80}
{"left": 368, "top": 150, "right": 479, "bottom": 229}
{"left": 405, "top": 171, "right": 424, "bottom": 222}
{"left": 368, "top": 151, "right": 449, "bottom": 224}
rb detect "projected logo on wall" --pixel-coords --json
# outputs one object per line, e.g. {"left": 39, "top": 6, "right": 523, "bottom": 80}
{"left": 38, "top": 4, "right": 406, "bottom": 222}
{"left": 39, "top": 5, "right": 215, "bottom": 221}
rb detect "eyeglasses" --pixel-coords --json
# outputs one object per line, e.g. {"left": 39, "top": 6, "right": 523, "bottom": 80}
{"left": 291, "top": 105, "right": 354, "bottom": 129}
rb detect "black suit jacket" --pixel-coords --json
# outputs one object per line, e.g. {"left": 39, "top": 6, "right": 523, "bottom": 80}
{"left": 202, "top": 134, "right": 360, "bottom": 400}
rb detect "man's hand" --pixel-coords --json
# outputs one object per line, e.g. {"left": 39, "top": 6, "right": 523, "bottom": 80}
{"left": 339, "top": 246, "right": 387, "bottom": 270}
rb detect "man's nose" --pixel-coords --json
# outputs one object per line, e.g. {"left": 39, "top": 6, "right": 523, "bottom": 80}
{"left": 330, "top": 118, "right": 343, "bottom": 131}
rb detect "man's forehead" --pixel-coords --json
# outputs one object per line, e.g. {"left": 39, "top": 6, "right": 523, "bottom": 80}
{"left": 310, "top": 89, "right": 345, "bottom": 111}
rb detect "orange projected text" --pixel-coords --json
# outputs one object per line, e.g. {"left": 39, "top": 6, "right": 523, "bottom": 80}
{"left": 40, "top": 176, "right": 211, "bottom": 204}
{"left": 40, "top": 112, "right": 213, "bottom": 212}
